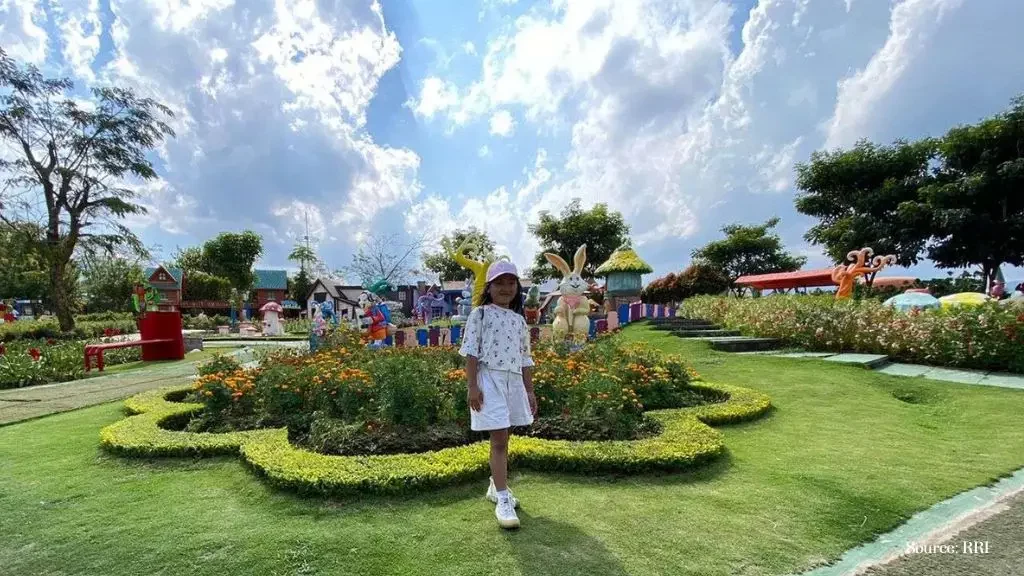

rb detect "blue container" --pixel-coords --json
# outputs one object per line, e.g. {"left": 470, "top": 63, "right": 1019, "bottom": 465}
{"left": 618, "top": 303, "right": 629, "bottom": 325}
{"left": 450, "top": 325, "right": 462, "bottom": 344}
{"left": 588, "top": 318, "right": 597, "bottom": 339}
{"left": 416, "top": 328, "right": 428, "bottom": 347}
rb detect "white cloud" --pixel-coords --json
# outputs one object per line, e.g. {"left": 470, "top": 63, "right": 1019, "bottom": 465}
{"left": 0, "top": 0, "right": 49, "bottom": 65}
{"left": 463, "top": 41, "right": 477, "bottom": 55}
{"left": 409, "top": 76, "right": 460, "bottom": 119}
{"left": 54, "top": 0, "right": 103, "bottom": 81}
{"left": 488, "top": 109, "right": 515, "bottom": 137}
{"left": 478, "top": 144, "right": 491, "bottom": 157}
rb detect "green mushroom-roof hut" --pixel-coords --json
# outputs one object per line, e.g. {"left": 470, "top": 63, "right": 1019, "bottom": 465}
{"left": 594, "top": 239, "right": 653, "bottom": 297}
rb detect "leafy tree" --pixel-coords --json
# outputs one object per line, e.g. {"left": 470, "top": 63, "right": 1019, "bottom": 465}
{"left": 901, "top": 95, "right": 1024, "bottom": 287}
{"left": 200, "top": 231, "right": 263, "bottom": 293}
{"left": 795, "top": 139, "right": 935, "bottom": 267}
{"left": 691, "top": 217, "right": 806, "bottom": 293}
{"left": 422, "top": 227, "right": 496, "bottom": 282}
{"left": 80, "top": 256, "right": 144, "bottom": 312}
{"left": 290, "top": 268, "right": 314, "bottom": 302}
{"left": 288, "top": 243, "right": 319, "bottom": 274}
{"left": 0, "top": 222, "right": 48, "bottom": 300}
{"left": 343, "top": 232, "right": 426, "bottom": 287}
{"left": 182, "top": 271, "right": 232, "bottom": 301}
{"left": 168, "top": 246, "right": 207, "bottom": 275}
{"left": 677, "top": 263, "right": 731, "bottom": 298}
{"left": 0, "top": 48, "right": 174, "bottom": 330}
{"left": 529, "top": 199, "right": 629, "bottom": 281}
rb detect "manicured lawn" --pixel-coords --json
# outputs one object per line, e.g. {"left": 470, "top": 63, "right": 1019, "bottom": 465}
{"left": 2, "top": 325, "right": 1024, "bottom": 575}
{"left": 88, "top": 347, "right": 242, "bottom": 376}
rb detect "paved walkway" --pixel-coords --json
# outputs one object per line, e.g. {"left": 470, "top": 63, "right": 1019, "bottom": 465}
{"left": 0, "top": 348, "right": 257, "bottom": 426}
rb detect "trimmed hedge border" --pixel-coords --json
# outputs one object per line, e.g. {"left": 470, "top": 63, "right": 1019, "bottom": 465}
{"left": 100, "top": 381, "right": 771, "bottom": 497}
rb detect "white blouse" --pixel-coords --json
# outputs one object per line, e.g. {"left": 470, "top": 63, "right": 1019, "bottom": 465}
{"left": 459, "top": 305, "right": 535, "bottom": 373}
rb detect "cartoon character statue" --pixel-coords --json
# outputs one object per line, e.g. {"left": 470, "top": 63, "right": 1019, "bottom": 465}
{"left": 452, "top": 240, "right": 499, "bottom": 308}
{"left": 358, "top": 279, "right": 397, "bottom": 349}
{"left": 831, "top": 247, "right": 896, "bottom": 299}
{"left": 319, "top": 299, "right": 338, "bottom": 326}
{"left": 415, "top": 286, "right": 447, "bottom": 325}
{"left": 451, "top": 279, "right": 474, "bottom": 324}
{"left": 309, "top": 303, "right": 327, "bottom": 352}
{"left": 545, "top": 244, "right": 594, "bottom": 342}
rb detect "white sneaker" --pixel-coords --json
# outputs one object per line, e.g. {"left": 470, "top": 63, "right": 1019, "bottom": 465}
{"left": 486, "top": 477, "right": 520, "bottom": 508}
{"left": 495, "top": 498, "right": 520, "bottom": 529}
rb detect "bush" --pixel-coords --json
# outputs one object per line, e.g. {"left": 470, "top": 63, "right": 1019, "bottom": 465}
{"left": 183, "top": 271, "right": 232, "bottom": 301}
{"left": 0, "top": 337, "right": 140, "bottom": 389}
{"left": 100, "top": 378, "right": 771, "bottom": 497}
{"left": 0, "top": 317, "right": 137, "bottom": 343}
{"left": 178, "top": 331, "right": 716, "bottom": 455}
{"left": 682, "top": 295, "right": 1024, "bottom": 373}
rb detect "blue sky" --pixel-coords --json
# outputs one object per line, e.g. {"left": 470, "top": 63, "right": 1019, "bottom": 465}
{"left": 2, "top": 0, "right": 1023, "bottom": 286}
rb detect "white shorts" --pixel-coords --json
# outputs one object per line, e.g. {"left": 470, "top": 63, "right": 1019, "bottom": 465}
{"left": 471, "top": 367, "right": 534, "bottom": 431}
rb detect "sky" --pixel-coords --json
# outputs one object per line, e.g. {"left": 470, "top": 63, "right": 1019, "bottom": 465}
{"left": 2, "top": 0, "right": 1023, "bottom": 285}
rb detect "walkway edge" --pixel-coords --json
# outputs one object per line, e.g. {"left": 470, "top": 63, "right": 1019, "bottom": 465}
{"left": 794, "top": 467, "right": 1024, "bottom": 576}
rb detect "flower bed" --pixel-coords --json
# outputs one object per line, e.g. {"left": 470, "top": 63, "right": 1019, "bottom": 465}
{"left": 99, "top": 330, "right": 771, "bottom": 496}
{"left": 1, "top": 338, "right": 141, "bottom": 389}
{"left": 0, "top": 316, "right": 137, "bottom": 343}
{"left": 682, "top": 295, "right": 1024, "bottom": 373}
{"left": 175, "top": 331, "right": 719, "bottom": 455}
{"left": 100, "top": 378, "right": 770, "bottom": 497}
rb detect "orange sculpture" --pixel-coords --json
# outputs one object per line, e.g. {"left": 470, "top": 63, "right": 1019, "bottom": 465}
{"left": 831, "top": 248, "right": 896, "bottom": 299}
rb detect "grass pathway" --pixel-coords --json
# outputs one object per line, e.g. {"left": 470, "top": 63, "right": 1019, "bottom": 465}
{"left": 2, "top": 326, "right": 1024, "bottom": 575}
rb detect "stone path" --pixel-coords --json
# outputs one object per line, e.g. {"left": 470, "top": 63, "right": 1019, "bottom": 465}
{"left": 0, "top": 348, "right": 257, "bottom": 427}
{"left": 797, "top": 468, "right": 1024, "bottom": 576}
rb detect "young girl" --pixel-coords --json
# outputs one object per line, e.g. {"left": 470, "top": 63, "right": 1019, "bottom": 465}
{"left": 459, "top": 260, "right": 537, "bottom": 529}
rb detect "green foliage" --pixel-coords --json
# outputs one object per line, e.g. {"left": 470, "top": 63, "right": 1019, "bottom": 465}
{"left": 168, "top": 246, "right": 207, "bottom": 275}
{"left": 1, "top": 337, "right": 140, "bottom": 389}
{"left": 529, "top": 199, "right": 630, "bottom": 281}
{"left": 0, "top": 48, "right": 173, "bottom": 331}
{"left": 0, "top": 317, "right": 136, "bottom": 343}
{"left": 904, "top": 95, "right": 1024, "bottom": 284}
{"left": 795, "top": 139, "right": 935, "bottom": 267}
{"left": 524, "top": 285, "right": 541, "bottom": 308}
{"left": 290, "top": 268, "right": 313, "bottom": 302}
{"left": 100, "top": 376, "right": 770, "bottom": 497}
{"left": 287, "top": 244, "right": 319, "bottom": 272}
{"left": 200, "top": 231, "right": 264, "bottom": 292}
{"left": 422, "top": 227, "right": 496, "bottom": 282}
{"left": 0, "top": 223, "right": 48, "bottom": 300}
{"left": 691, "top": 217, "right": 806, "bottom": 290}
{"left": 182, "top": 271, "right": 232, "bottom": 301}
{"left": 642, "top": 263, "right": 731, "bottom": 304}
{"left": 80, "top": 257, "right": 145, "bottom": 313}
{"left": 683, "top": 295, "right": 1024, "bottom": 373}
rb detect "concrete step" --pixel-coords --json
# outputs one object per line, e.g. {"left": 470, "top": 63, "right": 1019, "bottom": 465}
{"left": 822, "top": 353, "right": 891, "bottom": 370}
{"left": 651, "top": 318, "right": 718, "bottom": 329}
{"left": 673, "top": 329, "right": 741, "bottom": 338}
{"left": 707, "top": 336, "right": 782, "bottom": 353}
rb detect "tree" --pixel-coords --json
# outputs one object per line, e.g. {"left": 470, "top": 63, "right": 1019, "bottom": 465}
{"left": 529, "top": 199, "right": 629, "bottom": 281}
{"left": 0, "top": 49, "right": 174, "bottom": 330}
{"left": 343, "top": 232, "right": 426, "bottom": 287}
{"left": 182, "top": 271, "right": 232, "bottom": 301}
{"left": 168, "top": 246, "right": 207, "bottom": 275}
{"left": 0, "top": 222, "right": 48, "bottom": 300}
{"left": 200, "top": 231, "right": 263, "bottom": 293}
{"left": 422, "top": 227, "right": 496, "bottom": 282}
{"left": 902, "top": 95, "right": 1024, "bottom": 288}
{"left": 80, "top": 256, "right": 144, "bottom": 312}
{"left": 691, "top": 217, "right": 806, "bottom": 293}
{"left": 677, "top": 263, "right": 731, "bottom": 298}
{"left": 290, "top": 268, "right": 314, "bottom": 302}
{"left": 795, "top": 139, "right": 935, "bottom": 267}
{"left": 288, "top": 244, "right": 319, "bottom": 274}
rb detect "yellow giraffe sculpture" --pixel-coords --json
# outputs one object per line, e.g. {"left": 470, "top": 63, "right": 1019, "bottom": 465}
{"left": 452, "top": 240, "right": 500, "bottom": 307}
{"left": 832, "top": 247, "right": 897, "bottom": 299}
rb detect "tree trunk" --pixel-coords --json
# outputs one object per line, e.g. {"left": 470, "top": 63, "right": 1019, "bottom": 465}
{"left": 50, "top": 259, "right": 75, "bottom": 332}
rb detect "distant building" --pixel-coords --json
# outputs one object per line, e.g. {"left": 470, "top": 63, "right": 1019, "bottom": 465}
{"left": 253, "top": 269, "right": 288, "bottom": 308}
{"left": 144, "top": 265, "right": 184, "bottom": 311}
{"left": 307, "top": 278, "right": 361, "bottom": 320}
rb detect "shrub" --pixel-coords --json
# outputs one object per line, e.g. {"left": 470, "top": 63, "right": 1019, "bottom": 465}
{"left": 0, "top": 337, "right": 140, "bottom": 389}
{"left": 683, "top": 295, "right": 1024, "bottom": 373}
{"left": 100, "top": 378, "right": 771, "bottom": 497}
{"left": 0, "top": 317, "right": 137, "bottom": 343}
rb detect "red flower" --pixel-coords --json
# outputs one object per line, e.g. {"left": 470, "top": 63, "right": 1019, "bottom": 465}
{"left": 46, "top": 338, "right": 57, "bottom": 346}
{"left": 0, "top": 303, "right": 6, "bottom": 312}
{"left": 3, "top": 313, "right": 13, "bottom": 323}
{"left": 0, "top": 343, "right": 6, "bottom": 356}
{"left": 114, "top": 328, "right": 122, "bottom": 336}
{"left": 104, "top": 328, "right": 114, "bottom": 337}
{"left": 28, "top": 348, "right": 41, "bottom": 361}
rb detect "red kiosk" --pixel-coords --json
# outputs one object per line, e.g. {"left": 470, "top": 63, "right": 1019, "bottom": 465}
{"left": 84, "top": 286, "right": 185, "bottom": 372}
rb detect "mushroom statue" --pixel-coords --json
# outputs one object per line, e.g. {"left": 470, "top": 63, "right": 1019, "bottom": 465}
{"left": 260, "top": 301, "right": 284, "bottom": 336}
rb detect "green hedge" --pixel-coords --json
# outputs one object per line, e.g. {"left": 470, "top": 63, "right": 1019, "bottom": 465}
{"left": 101, "top": 380, "right": 771, "bottom": 497}
{"left": 0, "top": 318, "right": 138, "bottom": 342}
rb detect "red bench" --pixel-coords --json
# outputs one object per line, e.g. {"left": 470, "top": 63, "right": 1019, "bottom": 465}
{"left": 84, "top": 339, "right": 174, "bottom": 372}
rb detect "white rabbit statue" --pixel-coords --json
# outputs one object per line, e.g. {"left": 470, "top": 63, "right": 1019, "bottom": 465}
{"left": 544, "top": 244, "right": 593, "bottom": 342}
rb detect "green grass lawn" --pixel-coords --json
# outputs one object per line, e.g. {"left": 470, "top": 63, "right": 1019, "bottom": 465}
{"left": 92, "top": 348, "right": 242, "bottom": 376}
{"left": 2, "top": 325, "right": 1024, "bottom": 575}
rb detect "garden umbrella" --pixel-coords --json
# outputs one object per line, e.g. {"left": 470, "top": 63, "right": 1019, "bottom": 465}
{"left": 938, "top": 292, "right": 991, "bottom": 308}
{"left": 883, "top": 292, "right": 941, "bottom": 312}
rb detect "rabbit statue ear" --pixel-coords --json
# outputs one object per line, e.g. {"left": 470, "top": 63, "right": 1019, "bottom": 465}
{"left": 573, "top": 244, "right": 587, "bottom": 275}
{"left": 544, "top": 252, "right": 572, "bottom": 276}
